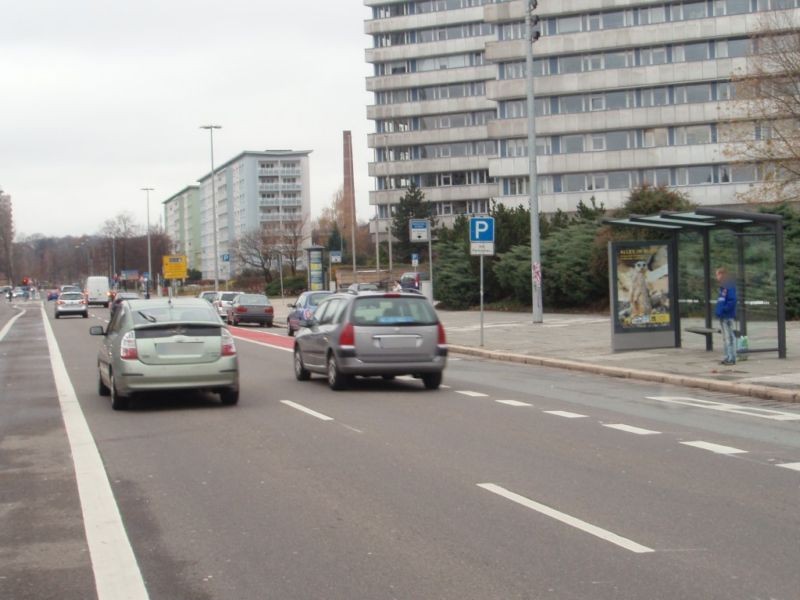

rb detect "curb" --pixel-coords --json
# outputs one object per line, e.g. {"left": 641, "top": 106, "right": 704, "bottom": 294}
{"left": 448, "top": 345, "right": 800, "bottom": 404}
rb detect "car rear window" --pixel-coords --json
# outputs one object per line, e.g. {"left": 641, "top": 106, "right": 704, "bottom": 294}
{"left": 238, "top": 294, "right": 269, "bottom": 305}
{"left": 220, "top": 293, "right": 239, "bottom": 301}
{"left": 60, "top": 293, "right": 84, "bottom": 300}
{"left": 132, "top": 304, "right": 219, "bottom": 325}
{"left": 352, "top": 297, "right": 438, "bottom": 326}
{"left": 307, "top": 293, "right": 331, "bottom": 307}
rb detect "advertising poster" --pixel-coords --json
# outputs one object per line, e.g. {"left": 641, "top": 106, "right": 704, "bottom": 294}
{"left": 612, "top": 242, "right": 673, "bottom": 332}
{"left": 308, "top": 248, "right": 324, "bottom": 291}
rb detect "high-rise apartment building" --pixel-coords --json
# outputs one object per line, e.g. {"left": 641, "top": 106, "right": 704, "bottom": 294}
{"left": 162, "top": 185, "right": 202, "bottom": 272}
{"left": 196, "top": 150, "right": 312, "bottom": 280}
{"left": 365, "top": 0, "right": 797, "bottom": 223}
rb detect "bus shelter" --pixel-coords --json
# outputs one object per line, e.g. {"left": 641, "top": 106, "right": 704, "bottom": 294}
{"left": 606, "top": 207, "right": 786, "bottom": 358}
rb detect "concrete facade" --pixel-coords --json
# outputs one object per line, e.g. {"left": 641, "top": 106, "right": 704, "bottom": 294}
{"left": 196, "top": 150, "right": 312, "bottom": 280}
{"left": 162, "top": 185, "right": 202, "bottom": 273}
{"left": 365, "top": 0, "right": 799, "bottom": 223}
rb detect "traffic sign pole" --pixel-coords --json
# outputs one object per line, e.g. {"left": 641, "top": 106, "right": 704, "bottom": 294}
{"left": 480, "top": 254, "right": 484, "bottom": 347}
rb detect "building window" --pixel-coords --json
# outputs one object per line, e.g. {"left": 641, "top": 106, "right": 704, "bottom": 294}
{"left": 715, "top": 0, "right": 751, "bottom": 15}
{"left": 676, "top": 166, "right": 714, "bottom": 185}
{"left": 642, "top": 169, "right": 671, "bottom": 186}
{"left": 562, "top": 135, "right": 585, "bottom": 154}
{"left": 675, "top": 83, "right": 712, "bottom": 103}
{"left": 641, "top": 47, "right": 668, "bottom": 66}
{"left": 643, "top": 128, "right": 669, "bottom": 147}
{"left": 675, "top": 125, "right": 713, "bottom": 145}
{"left": 556, "top": 15, "right": 582, "bottom": 34}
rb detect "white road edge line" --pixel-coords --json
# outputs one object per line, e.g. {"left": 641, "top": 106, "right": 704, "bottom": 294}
{"left": 496, "top": 400, "right": 533, "bottom": 407}
{"left": 40, "top": 305, "right": 149, "bottom": 599}
{"left": 232, "top": 335, "right": 293, "bottom": 353}
{"left": 477, "top": 483, "right": 654, "bottom": 554}
{"left": 603, "top": 424, "right": 661, "bottom": 436}
{"left": 543, "top": 410, "right": 587, "bottom": 419}
{"left": 0, "top": 308, "right": 26, "bottom": 342}
{"left": 280, "top": 400, "right": 334, "bottom": 421}
{"left": 776, "top": 462, "right": 800, "bottom": 472}
{"left": 455, "top": 390, "right": 489, "bottom": 397}
{"left": 680, "top": 441, "right": 748, "bottom": 455}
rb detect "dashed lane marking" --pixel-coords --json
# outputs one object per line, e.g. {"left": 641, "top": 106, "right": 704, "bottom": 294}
{"left": 603, "top": 424, "right": 661, "bottom": 436}
{"left": 40, "top": 305, "right": 149, "bottom": 599}
{"left": 647, "top": 396, "right": 800, "bottom": 422}
{"left": 280, "top": 400, "right": 334, "bottom": 422}
{"left": 477, "top": 483, "right": 654, "bottom": 554}
{"left": 776, "top": 462, "right": 800, "bottom": 472}
{"left": 543, "top": 410, "right": 587, "bottom": 419}
{"left": 455, "top": 390, "right": 489, "bottom": 397}
{"left": 680, "top": 441, "right": 748, "bottom": 455}
{"left": 496, "top": 400, "right": 533, "bottom": 407}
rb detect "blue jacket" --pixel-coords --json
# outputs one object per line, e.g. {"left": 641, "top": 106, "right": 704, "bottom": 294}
{"left": 715, "top": 282, "right": 737, "bottom": 320}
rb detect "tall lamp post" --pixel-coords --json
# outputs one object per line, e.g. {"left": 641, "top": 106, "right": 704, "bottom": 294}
{"left": 141, "top": 187, "right": 154, "bottom": 299}
{"left": 526, "top": 1, "right": 543, "bottom": 323}
{"left": 200, "top": 125, "right": 222, "bottom": 293}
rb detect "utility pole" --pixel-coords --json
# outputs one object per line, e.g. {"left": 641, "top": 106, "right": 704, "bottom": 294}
{"left": 141, "top": 187, "right": 154, "bottom": 299}
{"left": 526, "top": 0, "right": 543, "bottom": 323}
{"left": 200, "top": 125, "right": 222, "bottom": 292}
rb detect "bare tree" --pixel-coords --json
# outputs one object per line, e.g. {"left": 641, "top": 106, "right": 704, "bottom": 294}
{"left": 725, "top": 11, "right": 800, "bottom": 202}
{"left": 0, "top": 190, "right": 14, "bottom": 284}
{"left": 234, "top": 229, "right": 278, "bottom": 292}
{"left": 100, "top": 212, "right": 140, "bottom": 274}
{"left": 269, "top": 215, "right": 309, "bottom": 276}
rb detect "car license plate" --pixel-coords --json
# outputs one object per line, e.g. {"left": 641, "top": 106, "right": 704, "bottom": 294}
{"left": 156, "top": 342, "right": 204, "bottom": 356}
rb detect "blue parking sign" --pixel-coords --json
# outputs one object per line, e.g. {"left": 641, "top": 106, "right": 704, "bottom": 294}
{"left": 470, "top": 217, "right": 495, "bottom": 243}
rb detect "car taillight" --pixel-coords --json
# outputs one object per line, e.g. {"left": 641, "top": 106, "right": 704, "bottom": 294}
{"left": 56, "top": 300, "right": 64, "bottom": 305}
{"left": 81, "top": 299, "right": 88, "bottom": 305}
{"left": 236, "top": 306, "right": 247, "bottom": 313}
{"left": 339, "top": 322, "right": 355, "bottom": 347}
{"left": 221, "top": 328, "right": 237, "bottom": 356}
{"left": 437, "top": 322, "right": 447, "bottom": 345}
{"left": 120, "top": 331, "right": 138, "bottom": 360}
{"left": 265, "top": 306, "right": 274, "bottom": 314}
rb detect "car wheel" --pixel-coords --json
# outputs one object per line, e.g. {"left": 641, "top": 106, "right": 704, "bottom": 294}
{"left": 220, "top": 388, "right": 239, "bottom": 406}
{"left": 287, "top": 320, "right": 294, "bottom": 337}
{"left": 98, "top": 369, "right": 110, "bottom": 396}
{"left": 266, "top": 321, "right": 273, "bottom": 328}
{"left": 294, "top": 348, "right": 311, "bottom": 381}
{"left": 109, "top": 373, "right": 129, "bottom": 411}
{"left": 54, "top": 313, "right": 59, "bottom": 319}
{"left": 82, "top": 312, "right": 88, "bottom": 318}
{"left": 422, "top": 372, "right": 442, "bottom": 390}
{"left": 327, "top": 353, "right": 348, "bottom": 391}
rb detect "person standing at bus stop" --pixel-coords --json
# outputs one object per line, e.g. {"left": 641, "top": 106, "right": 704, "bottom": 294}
{"left": 715, "top": 267, "right": 738, "bottom": 365}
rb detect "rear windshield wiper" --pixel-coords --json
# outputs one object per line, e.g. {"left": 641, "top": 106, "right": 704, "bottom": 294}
{"left": 137, "top": 311, "right": 157, "bottom": 323}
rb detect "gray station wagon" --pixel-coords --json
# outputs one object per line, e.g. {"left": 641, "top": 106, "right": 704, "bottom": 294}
{"left": 293, "top": 292, "right": 447, "bottom": 390}
{"left": 90, "top": 297, "right": 239, "bottom": 410}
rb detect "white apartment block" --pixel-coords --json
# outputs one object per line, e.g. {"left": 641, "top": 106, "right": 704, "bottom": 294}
{"left": 365, "top": 0, "right": 799, "bottom": 223}
{"left": 163, "top": 185, "right": 202, "bottom": 273}
{"left": 197, "top": 150, "right": 312, "bottom": 280}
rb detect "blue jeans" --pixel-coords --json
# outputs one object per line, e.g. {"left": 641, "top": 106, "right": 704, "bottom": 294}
{"left": 720, "top": 318, "right": 736, "bottom": 363}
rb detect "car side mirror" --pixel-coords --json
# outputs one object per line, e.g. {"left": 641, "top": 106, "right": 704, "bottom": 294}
{"left": 287, "top": 303, "right": 295, "bottom": 308}
{"left": 298, "top": 317, "right": 316, "bottom": 329}
{"left": 89, "top": 325, "right": 106, "bottom": 336}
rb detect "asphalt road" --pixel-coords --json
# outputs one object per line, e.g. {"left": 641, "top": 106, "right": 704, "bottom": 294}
{"left": 2, "top": 300, "right": 799, "bottom": 600}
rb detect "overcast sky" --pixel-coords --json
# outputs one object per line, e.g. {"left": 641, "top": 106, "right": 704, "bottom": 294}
{"left": 1, "top": 0, "right": 374, "bottom": 238}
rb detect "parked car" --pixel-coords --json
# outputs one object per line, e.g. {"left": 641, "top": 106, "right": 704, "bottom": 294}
{"left": 347, "top": 283, "right": 380, "bottom": 293}
{"left": 213, "top": 291, "right": 243, "bottom": 318}
{"left": 226, "top": 293, "right": 274, "bottom": 327}
{"left": 54, "top": 292, "right": 89, "bottom": 318}
{"left": 400, "top": 271, "right": 428, "bottom": 291}
{"left": 46, "top": 289, "right": 60, "bottom": 301}
{"left": 293, "top": 291, "right": 447, "bottom": 391}
{"left": 286, "top": 291, "right": 332, "bottom": 336}
{"left": 198, "top": 291, "right": 218, "bottom": 303}
{"left": 109, "top": 292, "right": 140, "bottom": 319}
{"left": 89, "top": 297, "right": 239, "bottom": 410}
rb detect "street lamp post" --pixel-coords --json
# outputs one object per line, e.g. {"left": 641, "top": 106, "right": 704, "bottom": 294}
{"left": 525, "top": 1, "right": 543, "bottom": 323}
{"left": 200, "top": 125, "right": 222, "bottom": 293}
{"left": 142, "top": 187, "right": 154, "bottom": 299}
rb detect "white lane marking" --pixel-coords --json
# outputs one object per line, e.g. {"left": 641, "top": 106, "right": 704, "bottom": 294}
{"left": 440, "top": 384, "right": 451, "bottom": 389}
{"left": 232, "top": 336, "right": 292, "bottom": 353}
{"left": 496, "top": 400, "right": 533, "bottom": 407}
{"left": 776, "top": 462, "right": 800, "bottom": 472}
{"left": 647, "top": 395, "right": 800, "bottom": 422}
{"left": 0, "top": 309, "right": 26, "bottom": 342}
{"left": 477, "top": 483, "right": 654, "bottom": 554}
{"left": 544, "top": 410, "right": 587, "bottom": 419}
{"left": 455, "top": 390, "right": 489, "bottom": 397}
{"left": 681, "top": 441, "right": 748, "bottom": 455}
{"left": 280, "top": 400, "right": 334, "bottom": 422}
{"left": 603, "top": 424, "right": 661, "bottom": 436}
{"left": 40, "top": 305, "right": 149, "bottom": 599}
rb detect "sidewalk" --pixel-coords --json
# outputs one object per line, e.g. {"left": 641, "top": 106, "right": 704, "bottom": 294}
{"left": 437, "top": 309, "right": 800, "bottom": 402}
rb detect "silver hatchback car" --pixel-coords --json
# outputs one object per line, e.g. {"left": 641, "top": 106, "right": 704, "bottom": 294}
{"left": 293, "top": 292, "right": 447, "bottom": 390}
{"left": 90, "top": 297, "right": 239, "bottom": 410}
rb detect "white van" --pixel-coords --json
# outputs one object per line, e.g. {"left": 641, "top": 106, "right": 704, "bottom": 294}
{"left": 85, "top": 276, "right": 110, "bottom": 307}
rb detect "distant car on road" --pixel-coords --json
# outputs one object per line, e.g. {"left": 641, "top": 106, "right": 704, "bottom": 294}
{"left": 198, "top": 291, "right": 218, "bottom": 303}
{"left": 214, "top": 291, "right": 243, "bottom": 318}
{"left": 85, "top": 276, "right": 111, "bottom": 307}
{"left": 46, "top": 289, "right": 60, "bottom": 301}
{"left": 54, "top": 292, "right": 89, "bottom": 319}
{"left": 60, "top": 285, "right": 82, "bottom": 294}
{"left": 293, "top": 291, "right": 447, "bottom": 391}
{"left": 90, "top": 297, "right": 239, "bottom": 410}
{"left": 286, "top": 291, "right": 332, "bottom": 336}
{"left": 400, "top": 271, "right": 428, "bottom": 291}
{"left": 225, "top": 293, "right": 274, "bottom": 327}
